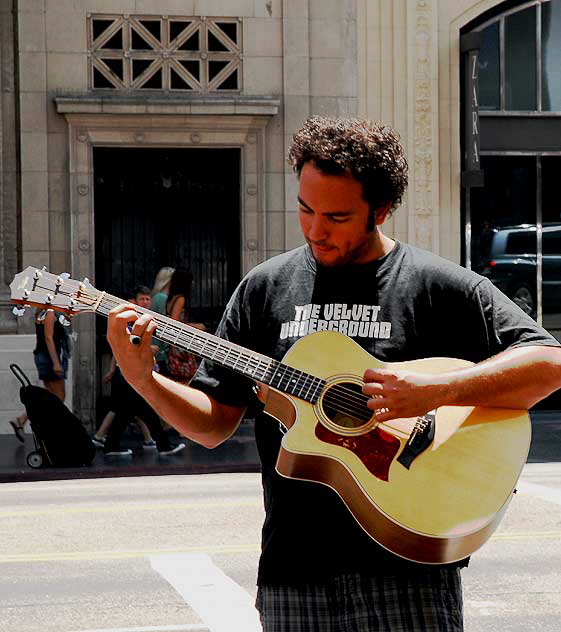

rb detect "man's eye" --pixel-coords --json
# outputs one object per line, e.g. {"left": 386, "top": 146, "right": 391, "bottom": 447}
{"left": 330, "top": 216, "right": 348, "bottom": 223}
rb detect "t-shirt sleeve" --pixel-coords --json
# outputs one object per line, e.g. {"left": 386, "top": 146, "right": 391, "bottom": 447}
{"left": 189, "top": 279, "right": 257, "bottom": 407}
{"left": 475, "top": 278, "right": 560, "bottom": 354}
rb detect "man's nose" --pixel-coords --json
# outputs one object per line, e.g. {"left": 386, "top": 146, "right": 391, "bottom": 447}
{"left": 307, "top": 216, "right": 329, "bottom": 242}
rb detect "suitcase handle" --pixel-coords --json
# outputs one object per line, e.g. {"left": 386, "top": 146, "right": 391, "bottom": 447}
{"left": 10, "top": 364, "right": 31, "bottom": 388}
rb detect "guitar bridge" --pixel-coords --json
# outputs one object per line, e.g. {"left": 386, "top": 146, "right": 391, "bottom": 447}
{"left": 396, "top": 411, "right": 436, "bottom": 470}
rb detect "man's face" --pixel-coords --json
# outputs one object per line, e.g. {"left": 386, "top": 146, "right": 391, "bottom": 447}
{"left": 135, "top": 293, "right": 151, "bottom": 309}
{"left": 298, "top": 162, "right": 389, "bottom": 267}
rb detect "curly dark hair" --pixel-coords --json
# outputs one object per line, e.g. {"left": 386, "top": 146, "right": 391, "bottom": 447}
{"left": 288, "top": 117, "right": 408, "bottom": 217}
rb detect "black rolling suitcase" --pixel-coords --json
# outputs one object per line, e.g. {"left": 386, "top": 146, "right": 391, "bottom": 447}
{"left": 10, "top": 364, "right": 95, "bottom": 469}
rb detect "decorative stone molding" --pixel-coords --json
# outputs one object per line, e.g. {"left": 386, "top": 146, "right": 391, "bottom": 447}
{"left": 55, "top": 95, "right": 280, "bottom": 117}
{"left": 54, "top": 93, "right": 279, "bottom": 424}
{"left": 410, "top": 0, "right": 439, "bottom": 252}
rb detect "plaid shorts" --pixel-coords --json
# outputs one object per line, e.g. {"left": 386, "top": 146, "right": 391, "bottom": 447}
{"left": 255, "top": 567, "right": 463, "bottom": 632}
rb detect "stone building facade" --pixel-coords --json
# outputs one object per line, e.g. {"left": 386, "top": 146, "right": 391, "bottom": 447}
{"left": 1, "top": 0, "right": 560, "bottom": 431}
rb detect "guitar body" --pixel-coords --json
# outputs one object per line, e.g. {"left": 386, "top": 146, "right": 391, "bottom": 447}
{"left": 263, "top": 330, "right": 531, "bottom": 564}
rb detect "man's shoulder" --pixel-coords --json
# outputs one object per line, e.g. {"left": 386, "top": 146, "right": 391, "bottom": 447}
{"left": 245, "top": 245, "right": 310, "bottom": 282}
{"left": 397, "top": 242, "right": 484, "bottom": 288}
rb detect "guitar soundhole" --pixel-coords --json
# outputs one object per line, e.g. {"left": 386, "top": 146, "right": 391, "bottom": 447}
{"left": 322, "top": 381, "right": 371, "bottom": 430}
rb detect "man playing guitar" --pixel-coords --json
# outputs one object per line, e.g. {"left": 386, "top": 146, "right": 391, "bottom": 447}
{"left": 107, "top": 117, "right": 561, "bottom": 631}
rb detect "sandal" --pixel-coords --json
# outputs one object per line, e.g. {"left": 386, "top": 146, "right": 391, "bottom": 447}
{"left": 9, "top": 419, "right": 25, "bottom": 443}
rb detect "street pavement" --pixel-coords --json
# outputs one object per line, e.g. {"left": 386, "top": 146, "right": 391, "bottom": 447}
{"left": 464, "top": 461, "right": 561, "bottom": 630}
{"left": 0, "top": 411, "right": 560, "bottom": 631}
{"left": 0, "top": 465, "right": 560, "bottom": 632}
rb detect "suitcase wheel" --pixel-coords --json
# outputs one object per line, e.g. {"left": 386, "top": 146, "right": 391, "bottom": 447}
{"left": 27, "top": 451, "right": 44, "bottom": 469}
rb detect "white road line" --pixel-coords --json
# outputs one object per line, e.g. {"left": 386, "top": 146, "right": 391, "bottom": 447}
{"left": 151, "top": 553, "right": 261, "bottom": 632}
{"left": 516, "top": 480, "right": 561, "bottom": 506}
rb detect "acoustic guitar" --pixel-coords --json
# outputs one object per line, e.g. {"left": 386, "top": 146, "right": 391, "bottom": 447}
{"left": 10, "top": 266, "right": 531, "bottom": 564}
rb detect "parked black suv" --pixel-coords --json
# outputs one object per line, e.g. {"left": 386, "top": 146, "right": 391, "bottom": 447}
{"left": 477, "top": 223, "right": 561, "bottom": 318}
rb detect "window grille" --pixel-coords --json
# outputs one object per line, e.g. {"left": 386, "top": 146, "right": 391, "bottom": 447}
{"left": 87, "top": 15, "right": 242, "bottom": 92}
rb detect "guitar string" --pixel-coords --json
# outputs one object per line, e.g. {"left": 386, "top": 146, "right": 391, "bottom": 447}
{"left": 26, "top": 281, "right": 417, "bottom": 437}
{"left": 31, "top": 286, "right": 385, "bottom": 419}
{"left": 91, "top": 294, "right": 420, "bottom": 438}
{"left": 94, "top": 293, "right": 374, "bottom": 410}
{"left": 69, "top": 290, "right": 386, "bottom": 419}
{"left": 51, "top": 287, "right": 390, "bottom": 417}
{"left": 94, "top": 295, "right": 336, "bottom": 402}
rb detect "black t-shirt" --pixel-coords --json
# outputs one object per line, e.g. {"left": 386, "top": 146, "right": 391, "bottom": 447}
{"left": 190, "top": 241, "right": 559, "bottom": 585}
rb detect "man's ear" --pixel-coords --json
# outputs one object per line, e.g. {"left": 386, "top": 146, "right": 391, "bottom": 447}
{"left": 375, "top": 203, "right": 392, "bottom": 226}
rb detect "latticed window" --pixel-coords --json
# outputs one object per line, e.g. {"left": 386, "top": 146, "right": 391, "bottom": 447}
{"left": 87, "top": 15, "right": 242, "bottom": 92}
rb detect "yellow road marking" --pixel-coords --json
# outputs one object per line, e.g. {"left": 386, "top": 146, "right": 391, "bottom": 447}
{"left": 1, "top": 532, "right": 560, "bottom": 564}
{"left": 0, "top": 543, "right": 261, "bottom": 564}
{"left": 0, "top": 500, "right": 262, "bottom": 518}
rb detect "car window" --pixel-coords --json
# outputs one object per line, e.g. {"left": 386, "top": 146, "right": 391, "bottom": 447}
{"left": 505, "top": 232, "right": 535, "bottom": 255}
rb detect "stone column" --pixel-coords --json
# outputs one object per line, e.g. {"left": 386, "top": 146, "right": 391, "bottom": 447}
{"left": 0, "top": 0, "right": 19, "bottom": 333}
{"left": 407, "top": 0, "right": 440, "bottom": 253}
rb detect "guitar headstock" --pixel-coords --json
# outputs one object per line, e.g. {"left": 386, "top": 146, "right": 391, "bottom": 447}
{"left": 10, "top": 267, "right": 100, "bottom": 316}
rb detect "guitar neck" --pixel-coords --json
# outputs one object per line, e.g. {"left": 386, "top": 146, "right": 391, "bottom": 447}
{"left": 96, "top": 293, "right": 324, "bottom": 403}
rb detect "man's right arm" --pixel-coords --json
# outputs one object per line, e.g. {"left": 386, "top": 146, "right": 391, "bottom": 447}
{"left": 107, "top": 305, "right": 246, "bottom": 448}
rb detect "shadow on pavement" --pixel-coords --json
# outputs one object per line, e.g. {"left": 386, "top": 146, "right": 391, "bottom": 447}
{"left": 0, "top": 421, "right": 260, "bottom": 483}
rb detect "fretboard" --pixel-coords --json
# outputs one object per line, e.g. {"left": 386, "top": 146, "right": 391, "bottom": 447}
{"left": 96, "top": 293, "right": 325, "bottom": 404}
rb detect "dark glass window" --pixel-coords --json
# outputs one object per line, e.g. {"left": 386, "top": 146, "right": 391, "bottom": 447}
{"left": 541, "top": 157, "right": 561, "bottom": 328}
{"left": 470, "top": 155, "right": 537, "bottom": 268}
{"left": 505, "top": 5, "right": 537, "bottom": 110}
{"left": 478, "top": 22, "right": 500, "bottom": 110}
{"left": 542, "top": 0, "right": 561, "bottom": 111}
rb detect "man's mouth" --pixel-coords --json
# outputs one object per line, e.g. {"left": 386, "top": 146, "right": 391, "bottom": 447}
{"left": 310, "top": 242, "right": 334, "bottom": 253}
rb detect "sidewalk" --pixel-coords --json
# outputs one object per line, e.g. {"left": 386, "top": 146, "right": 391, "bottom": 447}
{"left": 1, "top": 411, "right": 559, "bottom": 483}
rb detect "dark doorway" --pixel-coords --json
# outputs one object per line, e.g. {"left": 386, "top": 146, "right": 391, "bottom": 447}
{"left": 94, "top": 147, "right": 241, "bottom": 325}
{"left": 93, "top": 147, "right": 241, "bottom": 405}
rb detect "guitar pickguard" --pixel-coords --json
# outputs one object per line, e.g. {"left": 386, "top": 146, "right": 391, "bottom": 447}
{"left": 315, "top": 423, "right": 400, "bottom": 482}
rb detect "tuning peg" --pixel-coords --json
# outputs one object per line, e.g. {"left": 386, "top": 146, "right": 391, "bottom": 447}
{"left": 60, "top": 272, "right": 70, "bottom": 280}
{"left": 12, "top": 306, "right": 26, "bottom": 317}
{"left": 79, "top": 278, "right": 90, "bottom": 294}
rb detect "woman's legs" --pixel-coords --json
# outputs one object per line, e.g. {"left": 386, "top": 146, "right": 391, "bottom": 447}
{"left": 43, "top": 378, "right": 65, "bottom": 402}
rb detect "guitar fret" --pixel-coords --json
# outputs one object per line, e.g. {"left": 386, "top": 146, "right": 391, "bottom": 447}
{"left": 159, "top": 320, "right": 169, "bottom": 341}
{"left": 208, "top": 340, "right": 220, "bottom": 360}
{"left": 310, "top": 378, "right": 323, "bottom": 404}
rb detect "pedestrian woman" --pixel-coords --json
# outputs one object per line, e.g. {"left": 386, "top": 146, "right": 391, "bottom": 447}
{"left": 10, "top": 309, "right": 70, "bottom": 441}
{"left": 150, "top": 266, "right": 175, "bottom": 314}
{"left": 165, "top": 267, "right": 205, "bottom": 383}
{"left": 149, "top": 266, "right": 174, "bottom": 377}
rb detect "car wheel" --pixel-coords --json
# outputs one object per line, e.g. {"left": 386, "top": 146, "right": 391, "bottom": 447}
{"left": 511, "top": 285, "right": 536, "bottom": 317}
{"left": 26, "top": 451, "right": 44, "bottom": 468}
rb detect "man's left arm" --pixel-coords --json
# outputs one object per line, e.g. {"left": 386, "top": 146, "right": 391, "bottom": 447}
{"left": 363, "top": 345, "right": 561, "bottom": 422}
